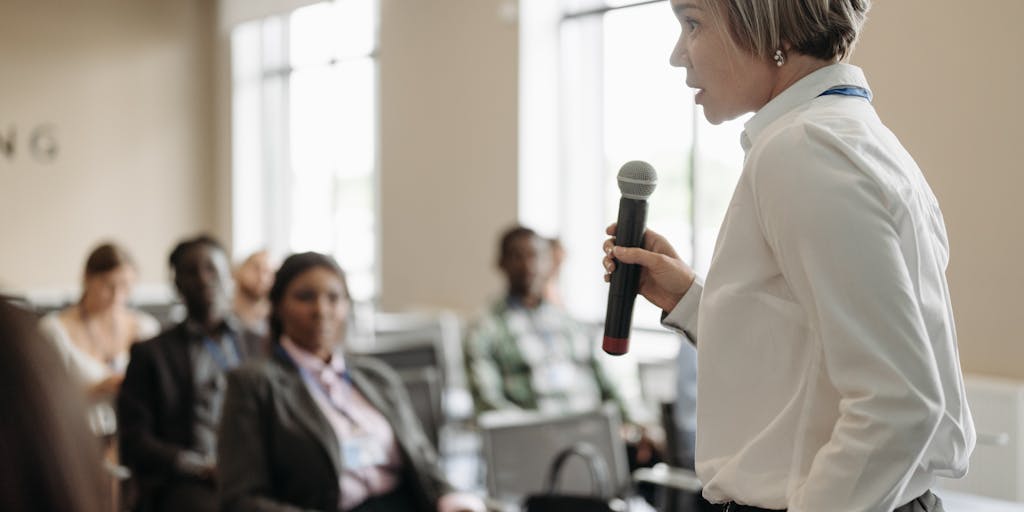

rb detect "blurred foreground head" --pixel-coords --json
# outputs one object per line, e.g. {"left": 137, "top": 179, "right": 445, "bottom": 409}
{"left": 0, "top": 300, "right": 104, "bottom": 511}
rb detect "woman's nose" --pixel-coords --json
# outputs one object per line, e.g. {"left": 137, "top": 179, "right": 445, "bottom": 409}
{"left": 315, "top": 296, "right": 332, "bottom": 316}
{"left": 670, "top": 35, "right": 688, "bottom": 68}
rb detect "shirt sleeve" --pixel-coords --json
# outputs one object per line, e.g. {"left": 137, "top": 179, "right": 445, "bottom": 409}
{"left": 751, "top": 122, "right": 945, "bottom": 512}
{"left": 37, "top": 314, "right": 85, "bottom": 383}
{"left": 117, "top": 342, "right": 192, "bottom": 479}
{"left": 661, "top": 276, "right": 703, "bottom": 344}
{"left": 219, "top": 368, "right": 307, "bottom": 512}
{"left": 462, "top": 316, "right": 523, "bottom": 412}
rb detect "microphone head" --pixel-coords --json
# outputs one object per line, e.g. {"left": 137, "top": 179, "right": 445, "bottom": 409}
{"left": 617, "top": 160, "right": 657, "bottom": 200}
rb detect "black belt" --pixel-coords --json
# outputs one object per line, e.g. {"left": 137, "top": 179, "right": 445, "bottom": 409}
{"left": 714, "top": 504, "right": 782, "bottom": 512}
{"left": 707, "top": 490, "right": 938, "bottom": 512}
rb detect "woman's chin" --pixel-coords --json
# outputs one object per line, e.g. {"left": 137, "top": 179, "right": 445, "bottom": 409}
{"left": 700, "top": 105, "right": 741, "bottom": 126}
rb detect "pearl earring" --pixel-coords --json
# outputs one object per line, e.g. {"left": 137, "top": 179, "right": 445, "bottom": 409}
{"left": 773, "top": 49, "right": 785, "bottom": 67}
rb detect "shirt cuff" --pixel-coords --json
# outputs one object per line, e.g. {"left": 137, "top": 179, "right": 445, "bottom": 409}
{"left": 437, "top": 492, "right": 487, "bottom": 512}
{"left": 661, "top": 276, "right": 703, "bottom": 342}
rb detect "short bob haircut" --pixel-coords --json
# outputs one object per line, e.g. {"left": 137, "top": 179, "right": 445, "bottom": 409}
{"left": 705, "top": 0, "right": 871, "bottom": 62}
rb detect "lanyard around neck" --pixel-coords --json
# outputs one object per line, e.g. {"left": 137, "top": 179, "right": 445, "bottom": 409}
{"left": 818, "top": 85, "right": 872, "bottom": 102}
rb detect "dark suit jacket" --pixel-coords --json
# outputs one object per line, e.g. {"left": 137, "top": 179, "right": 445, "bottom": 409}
{"left": 218, "top": 347, "right": 452, "bottom": 512}
{"left": 117, "top": 320, "right": 264, "bottom": 510}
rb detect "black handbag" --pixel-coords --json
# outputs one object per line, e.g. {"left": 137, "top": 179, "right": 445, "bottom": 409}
{"left": 522, "top": 442, "right": 628, "bottom": 512}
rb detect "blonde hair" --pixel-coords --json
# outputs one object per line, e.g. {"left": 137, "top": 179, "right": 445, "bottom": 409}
{"left": 704, "top": 0, "right": 871, "bottom": 62}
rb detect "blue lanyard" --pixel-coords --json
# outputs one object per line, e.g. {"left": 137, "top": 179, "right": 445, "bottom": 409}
{"left": 202, "top": 334, "right": 240, "bottom": 371}
{"left": 818, "top": 85, "right": 872, "bottom": 102}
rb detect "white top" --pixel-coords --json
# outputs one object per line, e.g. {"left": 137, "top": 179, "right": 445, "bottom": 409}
{"left": 39, "top": 310, "right": 160, "bottom": 387}
{"left": 39, "top": 309, "right": 160, "bottom": 435}
{"left": 662, "top": 64, "right": 975, "bottom": 511}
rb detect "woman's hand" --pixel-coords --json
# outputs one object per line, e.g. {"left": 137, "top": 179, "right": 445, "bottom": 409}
{"left": 89, "top": 373, "right": 124, "bottom": 398}
{"left": 437, "top": 492, "right": 487, "bottom": 512}
{"left": 602, "top": 223, "right": 696, "bottom": 313}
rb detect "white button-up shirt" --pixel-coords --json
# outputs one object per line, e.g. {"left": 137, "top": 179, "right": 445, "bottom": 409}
{"left": 663, "top": 63, "right": 975, "bottom": 511}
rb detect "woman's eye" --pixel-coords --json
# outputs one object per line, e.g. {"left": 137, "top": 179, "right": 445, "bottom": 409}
{"left": 294, "top": 290, "right": 316, "bottom": 302}
{"left": 684, "top": 18, "right": 698, "bottom": 33}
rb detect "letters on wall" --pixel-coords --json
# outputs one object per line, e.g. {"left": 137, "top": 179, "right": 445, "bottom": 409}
{"left": 0, "top": 125, "right": 59, "bottom": 164}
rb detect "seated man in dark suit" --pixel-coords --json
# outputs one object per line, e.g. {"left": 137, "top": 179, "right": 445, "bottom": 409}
{"left": 117, "top": 235, "right": 264, "bottom": 512}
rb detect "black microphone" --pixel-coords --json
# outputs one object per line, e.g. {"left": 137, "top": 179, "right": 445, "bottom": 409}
{"left": 603, "top": 161, "right": 657, "bottom": 356}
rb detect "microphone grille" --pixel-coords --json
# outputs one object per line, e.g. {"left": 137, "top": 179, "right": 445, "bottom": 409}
{"left": 617, "top": 160, "right": 657, "bottom": 200}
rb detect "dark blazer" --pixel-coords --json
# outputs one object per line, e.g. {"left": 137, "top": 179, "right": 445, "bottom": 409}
{"left": 217, "top": 346, "right": 452, "bottom": 512}
{"left": 117, "top": 320, "right": 264, "bottom": 511}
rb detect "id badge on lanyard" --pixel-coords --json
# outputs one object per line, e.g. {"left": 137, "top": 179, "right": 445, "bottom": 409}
{"left": 342, "top": 436, "right": 388, "bottom": 470}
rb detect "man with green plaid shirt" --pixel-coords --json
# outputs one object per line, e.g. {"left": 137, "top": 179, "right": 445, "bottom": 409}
{"left": 463, "top": 226, "right": 627, "bottom": 418}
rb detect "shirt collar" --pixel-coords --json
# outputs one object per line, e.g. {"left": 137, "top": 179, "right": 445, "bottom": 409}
{"left": 504, "top": 294, "right": 548, "bottom": 310}
{"left": 280, "top": 336, "right": 347, "bottom": 376}
{"left": 741, "top": 63, "right": 871, "bottom": 152}
{"left": 183, "top": 315, "right": 241, "bottom": 341}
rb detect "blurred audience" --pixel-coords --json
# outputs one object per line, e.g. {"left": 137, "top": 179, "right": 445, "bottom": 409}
{"left": 232, "top": 249, "right": 274, "bottom": 336}
{"left": 0, "top": 299, "right": 105, "bottom": 512}
{"left": 464, "top": 225, "right": 627, "bottom": 416}
{"left": 464, "top": 225, "right": 663, "bottom": 502}
{"left": 542, "top": 237, "right": 566, "bottom": 307}
{"left": 218, "top": 252, "right": 485, "bottom": 512}
{"left": 37, "top": 242, "right": 160, "bottom": 436}
{"left": 117, "top": 235, "right": 264, "bottom": 512}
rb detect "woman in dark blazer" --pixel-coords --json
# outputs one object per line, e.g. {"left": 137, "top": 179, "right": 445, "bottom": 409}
{"left": 218, "top": 252, "right": 483, "bottom": 512}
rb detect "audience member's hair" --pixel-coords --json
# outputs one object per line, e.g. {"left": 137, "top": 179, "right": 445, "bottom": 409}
{"left": 83, "top": 242, "right": 136, "bottom": 277}
{"left": 167, "top": 234, "right": 225, "bottom": 271}
{"left": 498, "top": 225, "right": 539, "bottom": 261}
{"left": 267, "top": 252, "right": 349, "bottom": 343}
{"left": 0, "top": 300, "right": 104, "bottom": 511}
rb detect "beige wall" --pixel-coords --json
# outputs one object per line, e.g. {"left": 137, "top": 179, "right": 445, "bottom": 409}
{"left": 377, "top": 0, "right": 519, "bottom": 314}
{"left": 0, "top": 0, "right": 216, "bottom": 298}
{"left": 852, "top": 0, "right": 1024, "bottom": 379}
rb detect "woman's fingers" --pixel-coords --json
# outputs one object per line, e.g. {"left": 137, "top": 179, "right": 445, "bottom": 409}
{"left": 603, "top": 238, "right": 616, "bottom": 255}
{"left": 611, "top": 245, "right": 661, "bottom": 268}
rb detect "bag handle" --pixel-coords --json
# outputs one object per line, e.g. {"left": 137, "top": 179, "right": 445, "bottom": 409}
{"left": 544, "top": 442, "right": 613, "bottom": 499}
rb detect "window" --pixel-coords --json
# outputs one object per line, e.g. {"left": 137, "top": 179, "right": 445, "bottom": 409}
{"left": 521, "top": 0, "right": 748, "bottom": 327}
{"left": 231, "top": 0, "right": 379, "bottom": 301}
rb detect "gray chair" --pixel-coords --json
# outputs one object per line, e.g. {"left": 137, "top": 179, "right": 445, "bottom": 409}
{"left": 478, "top": 403, "right": 632, "bottom": 507}
{"left": 392, "top": 365, "right": 443, "bottom": 449}
{"left": 349, "top": 312, "right": 454, "bottom": 449}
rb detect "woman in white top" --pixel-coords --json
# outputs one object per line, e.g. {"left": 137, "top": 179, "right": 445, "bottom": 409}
{"left": 39, "top": 242, "right": 160, "bottom": 435}
{"left": 602, "top": 1, "right": 974, "bottom": 511}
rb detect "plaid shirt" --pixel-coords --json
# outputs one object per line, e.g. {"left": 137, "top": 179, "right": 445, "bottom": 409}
{"left": 463, "top": 297, "right": 627, "bottom": 419}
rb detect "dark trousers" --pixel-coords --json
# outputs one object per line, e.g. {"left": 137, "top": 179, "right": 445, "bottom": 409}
{"left": 696, "top": 490, "right": 944, "bottom": 512}
{"left": 153, "top": 479, "right": 217, "bottom": 512}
